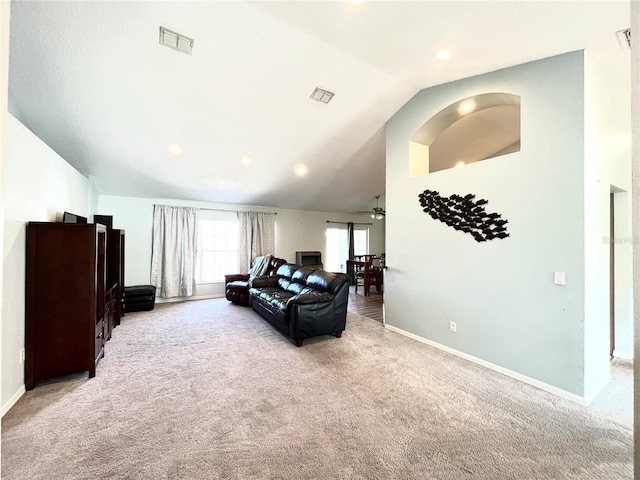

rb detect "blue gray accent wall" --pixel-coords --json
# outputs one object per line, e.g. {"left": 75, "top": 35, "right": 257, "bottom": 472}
{"left": 385, "top": 52, "right": 592, "bottom": 397}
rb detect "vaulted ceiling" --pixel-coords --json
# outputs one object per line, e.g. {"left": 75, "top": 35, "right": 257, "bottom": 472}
{"left": 8, "top": 1, "right": 629, "bottom": 213}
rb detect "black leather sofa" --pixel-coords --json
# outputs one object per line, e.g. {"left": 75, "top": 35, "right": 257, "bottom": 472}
{"left": 249, "top": 264, "right": 350, "bottom": 346}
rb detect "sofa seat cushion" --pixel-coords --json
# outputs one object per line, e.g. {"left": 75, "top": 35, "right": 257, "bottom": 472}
{"left": 250, "top": 287, "right": 296, "bottom": 312}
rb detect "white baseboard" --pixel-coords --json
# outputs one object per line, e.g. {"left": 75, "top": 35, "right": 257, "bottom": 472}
{"left": 584, "top": 374, "right": 612, "bottom": 406}
{"left": 383, "top": 324, "right": 586, "bottom": 405}
{"left": 155, "top": 294, "right": 224, "bottom": 304}
{"left": 613, "top": 349, "right": 633, "bottom": 360}
{"left": 2, "top": 385, "right": 25, "bottom": 417}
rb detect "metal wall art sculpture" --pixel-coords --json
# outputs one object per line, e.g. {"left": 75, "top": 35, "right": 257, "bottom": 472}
{"left": 418, "top": 189, "right": 510, "bottom": 242}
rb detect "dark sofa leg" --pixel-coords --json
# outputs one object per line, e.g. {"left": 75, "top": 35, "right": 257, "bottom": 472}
{"left": 296, "top": 339, "right": 304, "bottom": 347}
{"left": 335, "top": 330, "right": 343, "bottom": 338}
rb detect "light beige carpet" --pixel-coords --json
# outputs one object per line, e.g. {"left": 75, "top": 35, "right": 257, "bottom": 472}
{"left": 2, "top": 299, "right": 632, "bottom": 479}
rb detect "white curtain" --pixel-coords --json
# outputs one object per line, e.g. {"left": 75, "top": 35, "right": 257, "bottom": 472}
{"left": 150, "top": 205, "right": 200, "bottom": 298}
{"left": 238, "top": 212, "right": 276, "bottom": 273}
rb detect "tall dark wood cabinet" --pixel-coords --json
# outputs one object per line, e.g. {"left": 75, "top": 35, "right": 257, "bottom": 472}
{"left": 107, "top": 229, "right": 125, "bottom": 326}
{"left": 25, "top": 222, "right": 108, "bottom": 390}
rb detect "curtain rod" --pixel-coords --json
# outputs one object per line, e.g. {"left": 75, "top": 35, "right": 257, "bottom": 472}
{"left": 326, "top": 220, "right": 372, "bottom": 225}
{"left": 200, "top": 208, "right": 277, "bottom": 215}
{"left": 154, "top": 204, "right": 277, "bottom": 215}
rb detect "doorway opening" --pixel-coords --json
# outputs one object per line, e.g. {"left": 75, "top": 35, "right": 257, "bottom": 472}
{"left": 610, "top": 191, "right": 615, "bottom": 358}
{"left": 608, "top": 186, "right": 632, "bottom": 362}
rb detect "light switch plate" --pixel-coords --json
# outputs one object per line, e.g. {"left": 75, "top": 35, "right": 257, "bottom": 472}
{"left": 553, "top": 271, "right": 566, "bottom": 285}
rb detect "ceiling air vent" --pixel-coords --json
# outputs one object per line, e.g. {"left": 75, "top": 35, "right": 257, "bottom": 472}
{"left": 310, "top": 87, "right": 335, "bottom": 104}
{"left": 159, "top": 26, "right": 194, "bottom": 55}
{"left": 616, "top": 28, "right": 631, "bottom": 49}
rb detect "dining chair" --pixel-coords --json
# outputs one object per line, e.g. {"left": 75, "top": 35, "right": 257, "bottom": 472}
{"left": 351, "top": 256, "right": 382, "bottom": 296}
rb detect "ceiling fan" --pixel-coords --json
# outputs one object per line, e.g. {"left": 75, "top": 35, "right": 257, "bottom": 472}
{"left": 358, "top": 195, "right": 386, "bottom": 219}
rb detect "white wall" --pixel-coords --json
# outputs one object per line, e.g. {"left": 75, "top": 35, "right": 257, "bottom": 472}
{"left": 385, "top": 52, "right": 591, "bottom": 398}
{"left": 276, "top": 208, "right": 385, "bottom": 266}
{"left": 631, "top": 0, "right": 640, "bottom": 470}
{"left": 588, "top": 50, "right": 633, "bottom": 360}
{"left": 2, "top": 114, "right": 94, "bottom": 414}
{"left": 0, "top": 0, "right": 10, "bottom": 443}
{"left": 584, "top": 49, "right": 632, "bottom": 398}
{"left": 98, "top": 195, "right": 385, "bottom": 298}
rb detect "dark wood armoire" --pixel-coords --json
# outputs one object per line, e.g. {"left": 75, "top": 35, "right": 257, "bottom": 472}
{"left": 107, "top": 228, "right": 125, "bottom": 326}
{"left": 25, "top": 222, "right": 124, "bottom": 390}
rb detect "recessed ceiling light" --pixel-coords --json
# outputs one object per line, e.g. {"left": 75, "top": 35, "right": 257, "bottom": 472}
{"left": 455, "top": 161, "right": 465, "bottom": 168}
{"left": 240, "top": 156, "right": 252, "bottom": 166}
{"left": 435, "top": 49, "right": 452, "bottom": 60}
{"left": 294, "top": 164, "right": 308, "bottom": 177}
{"left": 168, "top": 142, "right": 183, "bottom": 155}
{"left": 459, "top": 101, "right": 474, "bottom": 114}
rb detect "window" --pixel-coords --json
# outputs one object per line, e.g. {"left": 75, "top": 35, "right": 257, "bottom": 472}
{"left": 196, "top": 219, "right": 239, "bottom": 284}
{"left": 325, "top": 227, "right": 368, "bottom": 273}
{"left": 325, "top": 228, "right": 346, "bottom": 273}
{"left": 354, "top": 230, "right": 367, "bottom": 256}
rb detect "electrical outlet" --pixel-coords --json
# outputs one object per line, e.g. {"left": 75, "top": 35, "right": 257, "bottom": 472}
{"left": 19, "top": 349, "right": 25, "bottom": 363}
{"left": 449, "top": 322, "right": 457, "bottom": 333}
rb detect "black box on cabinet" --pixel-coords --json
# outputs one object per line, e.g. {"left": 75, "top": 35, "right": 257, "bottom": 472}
{"left": 62, "top": 211, "right": 87, "bottom": 224}
{"left": 94, "top": 215, "right": 113, "bottom": 229}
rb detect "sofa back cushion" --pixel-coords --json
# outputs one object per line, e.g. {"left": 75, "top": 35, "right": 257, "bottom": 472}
{"left": 279, "top": 266, "right": 315, "bottom": 294}
{"left": 291, "top": 266, "right": 317, "bottom": 284}
{"left": 276, "top": 263, "right": 299, "bottom": 278}
{"left": 266, "top": 257, "right": 287, "bottom": 276}
{"left": 306, "top": 270, "right": 350, "bottom": 295}
{"left": 274, "top": 264, "right": 349, "bottom": 296}
{"left": 276, "top": 263, "right": 301, "bottom": 291}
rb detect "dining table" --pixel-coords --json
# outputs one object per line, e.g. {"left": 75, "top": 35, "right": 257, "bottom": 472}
{"left": 346, "top": 258, "right": 383, "bottom": 296}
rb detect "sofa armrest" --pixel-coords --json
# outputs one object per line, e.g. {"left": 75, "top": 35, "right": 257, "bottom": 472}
{"left": 288, "top": 292, "right": 334, "bottom": 305}
{"left": 288, "top": 297, "right": 338, "bottom": 341}
{"left": 225, "top": 273, "right": 250, "bottom": 285}
{"left": 287, "top": 281, "right": 349, "bottom": 342}
{"left": 250, "top": 275, "right": 279, "bottom": 288}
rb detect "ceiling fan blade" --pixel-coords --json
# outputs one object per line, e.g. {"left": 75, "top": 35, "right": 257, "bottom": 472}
{"left": 354, "top": 195, "right": 386, "bottom": 217}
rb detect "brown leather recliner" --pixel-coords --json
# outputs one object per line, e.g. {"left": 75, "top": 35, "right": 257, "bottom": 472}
{"left": 225, "top": 256, "right": 287, "bottom": 306}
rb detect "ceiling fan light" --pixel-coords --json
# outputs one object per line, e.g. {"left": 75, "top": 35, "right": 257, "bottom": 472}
{"left": 370, "top": 213, "right": 376, "bottom": 219}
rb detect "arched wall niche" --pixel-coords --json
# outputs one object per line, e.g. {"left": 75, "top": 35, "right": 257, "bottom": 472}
{"left": 410, "top": 92, "right": 521, "bottom": 176}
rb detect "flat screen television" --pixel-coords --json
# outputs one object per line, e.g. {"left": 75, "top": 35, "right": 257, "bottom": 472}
{"left": 62, "top": 211, "right": 88, "bottom": 224}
